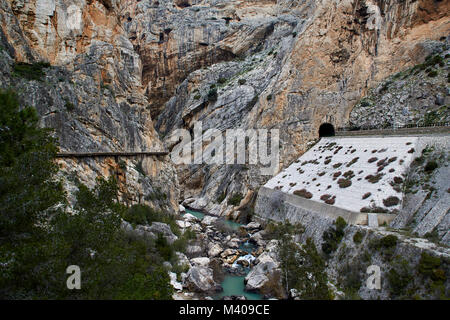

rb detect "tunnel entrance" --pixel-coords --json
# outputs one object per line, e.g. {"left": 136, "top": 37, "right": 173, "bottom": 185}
{"left": 319, "top": 123, "right": 335, "bottom": 137}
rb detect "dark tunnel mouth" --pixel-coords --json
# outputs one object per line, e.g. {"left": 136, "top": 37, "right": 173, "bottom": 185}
{"left": 319, "top": 123, "right": 335, "bottom": 137}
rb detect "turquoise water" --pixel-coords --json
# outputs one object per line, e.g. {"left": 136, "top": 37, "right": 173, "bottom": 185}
{"left": 185, "top": 208, "right": 205, "bottom": 220}
{"left": 184, "top": 208, "right": 262, "bottom": 300}
{"left": 184, "top": 208, "right": 242, "bottom": 231}
{"left": 216, "top": 275, "right": 263, "bottom": 300}
{"left": 239, "top": 240, "right": 257, "bottom": 253}
{"left": 222, "top": 219, "right": 242, "bottom": 231}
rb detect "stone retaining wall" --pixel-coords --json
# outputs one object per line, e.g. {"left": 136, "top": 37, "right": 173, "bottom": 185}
{"left": 254, "top": 187, "right": 396, "bottom": 227}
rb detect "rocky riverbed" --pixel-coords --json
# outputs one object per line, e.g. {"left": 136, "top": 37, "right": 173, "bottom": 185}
{"left": 169, "top": 206, "right": 278, "bottom": 300}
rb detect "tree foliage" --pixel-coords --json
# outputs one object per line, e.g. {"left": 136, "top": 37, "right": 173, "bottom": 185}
{"left": 0, "top": 90, "right": 173, "bottom": 299}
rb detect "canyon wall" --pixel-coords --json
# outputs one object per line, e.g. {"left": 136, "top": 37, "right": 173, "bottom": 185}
{"left": 125, "top": 0, "right": 449, "bottom": 216}
{"left": 0, "top": 0, "right": 179, "bottom": 211}
{"left": 0, "top": 0, "right": 448, "bottom": 215}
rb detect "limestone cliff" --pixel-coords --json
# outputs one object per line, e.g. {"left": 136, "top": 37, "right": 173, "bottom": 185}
{"left": 0, "top": 0, "right": 179, "bottom": 211}
{"left": 0, "top": 0, "right": 448, "bottom": 216}
{"left": 126, "top": 0, "right": 449, "bottom": 217}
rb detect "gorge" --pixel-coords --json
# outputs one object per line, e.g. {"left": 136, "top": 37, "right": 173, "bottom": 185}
{"left": 0, "top": 0, "right": 449, "bottom": 300}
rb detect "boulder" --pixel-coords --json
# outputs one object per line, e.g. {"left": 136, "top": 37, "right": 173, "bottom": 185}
{"left": 169, "top": 272, "right": 183, "bottom": 292}
{"left": 148, "top": 222, "right": 178, "bottom": 244}
{"left": 208, "top": 243, "right": 224, "bottom": 258}
{"left": 176, "top": 220, "right": 192, "bottom": 229}
{"left": 190, "top": 257, "right": 210, "bottom": 267}
{"left": 184, "top": 213, "right": 200, "bottom": 222}
{"left": 175, "top": 252, "right": 191, "bottom": 268}
{"left": 221, "top": 248, "right": 238, "bottom": 258}
{"left": 245, "top": 252, "right": 278, "bottom": 291}
{"left": 225, "top": 254, "right": 240, "bottom": 265}
{"left": 179, "top": 204, "right": 186, "bottom": 213}
{"left": 250, "top": 231, "right": 266, "bottom": 246}
{"left": 190, "top": 223, "right": 203, "bottom": 232}
{"left": 121, "top": 220, "right": 156, "bottom": 239}
{"left": 244, "top": 222, "right": 261, "bottom": 231}
{"left": 186, "top": 245, "right": 203, "bottom": 257}
{"left": 182, "top": 198, "right": 196, "bottom": 206}
{"left": 202, "top": 215, "right": 218, "bottom": 226}
{"left": 185, "top": 266, "right": 220, "bottom": 292}
{"left": 227, "top": 238, "right": 240, "bottom": 249}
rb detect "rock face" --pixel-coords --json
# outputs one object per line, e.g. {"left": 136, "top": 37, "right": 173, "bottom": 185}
{"left": 1, "top": 0, "right": 448, "bottom": 215}
{"left": 121, "top": 0, "right": 293, "bottom": 118}
{"left": 0, "top": 0, "right": 179, "bottom": 211}
{"left": 119, "top": 0, "right": 449, "bottom": 213}
{"left": 350, "top": 45, "right": 449, "bottom": 129}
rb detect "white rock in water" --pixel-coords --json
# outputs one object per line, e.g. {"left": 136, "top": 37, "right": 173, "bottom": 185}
{"left": 184, "top": 213, "right": 200, "bottom": 222}
{"left": 182, "top": 198, "right": 196, "bottom": 206}
{"left": 245, "top": 252, "right": 278, "bottom": 291}
{"left": 244, "top": 222, "right": 261, "bottom": 230}
{"left": 208, "top": 243, "right": 223, "bottom": 258}
{"left": 227, "top": 238, "right": 240, "bottom": 249}
{"left": 202, "top": 215, "right": 218, "bottom": 226}
{"left": 179, "top": 204, "right": 186, "bottom": 213}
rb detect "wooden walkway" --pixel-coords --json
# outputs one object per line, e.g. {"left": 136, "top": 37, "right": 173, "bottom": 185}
{"left": 56, "top": 151, "right": 169, "bottom": 158}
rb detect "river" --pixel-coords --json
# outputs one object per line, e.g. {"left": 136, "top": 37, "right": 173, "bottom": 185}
{"left": 183, "top": 209, "right": 263, "bottom": 300}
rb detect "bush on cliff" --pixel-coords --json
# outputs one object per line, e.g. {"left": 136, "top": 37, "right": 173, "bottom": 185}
{"left": 321, "top": 217, "right": 347, "bottom": 256}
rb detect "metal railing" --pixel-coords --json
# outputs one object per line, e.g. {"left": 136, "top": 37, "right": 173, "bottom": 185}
{"left": 337, "top": 122, "right": 450, "bottom": 132}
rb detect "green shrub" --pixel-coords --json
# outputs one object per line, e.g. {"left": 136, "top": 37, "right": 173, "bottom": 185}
{"left": 155, "top": 233, "right": 174, "bottom": 261}
{"left": 427, "top": 70, "right": 438, "bottom": 77}
{"left": 383, "top": 196, "right": 400, "bottom": 207}
{"left": 322, "top": 217, "right": 347, "bottom": 255}
{"left": 380, "top": 235, "right": 398, "bottom": 248}
{"left": 217, "top": 192, "right": 226, "bottom": 204}
{"left": 388, "top": 263, "right": 413, "bottom": 297}
{"left": 228, "top": 192, "right": 243, "bottom": 206}
{"left": 218, "top": 77, "right": 227, "bottom": 85}
{"left": 353, "top": 231, "right": 364, "bottom": 244}
{"left": 64, "top": 98, "right": 75, "bottom": 112}
{"left": 370, "top": 235, "right": 398, "bottom": 253}
{"left": 238, "top": 79, "right": 246, "bottom": 85}
{"left": 13, "top": 61, "right": 50, "bottom": 81}
{"left": 118, "top": 160, "right": 127, "bottom": 170}
{"left": 293, "top": 189, "right": 313, "bottom": 199}
{"left": 418, "top": 252, "right": 442, "bottom": 279}
{"left": 337, "top": 178, "right": 352, "bottom": 188}
{"left": 362, "top": 192, "right": 371, "bottom": 200}
{"left": 207, "top": 88, "right": 218, "bottom": 102}
{"left": 267, "top": 94, "right": 273, "bottom": 101}
{"left": 424, "top": 160, "right": 438, "bottom": 173}
{"left": 193, "top": 94, "right": 201, "bottom": 100}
